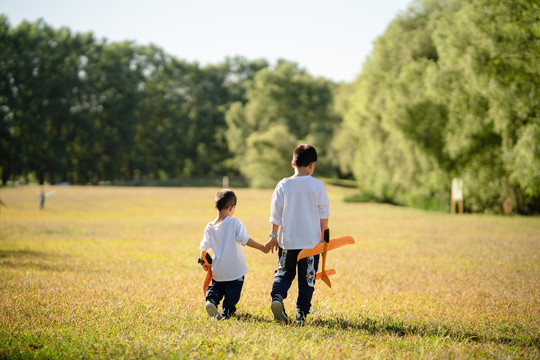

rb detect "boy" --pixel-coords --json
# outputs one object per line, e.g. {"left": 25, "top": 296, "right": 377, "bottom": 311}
{"left": 265, "top": 144, "right": 330, "bottom": 325}
{"left": 199, "top": 189, "right": 269, "bottom": 320}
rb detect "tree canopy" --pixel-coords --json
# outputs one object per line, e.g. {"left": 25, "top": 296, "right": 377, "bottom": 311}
{"left": 332, "top": 0, "right": 539, "bottom": 213}
{"left": 225, "top": 60, "right": 339, "bottom": 187}
{"left": 0, "top": 16, "right": 270, "bottom": 185}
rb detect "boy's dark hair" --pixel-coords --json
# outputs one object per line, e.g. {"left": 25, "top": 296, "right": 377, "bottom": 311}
{"left": 292, "top": 144, "right": 318, "bottom": 168}
{"left": 215, "top": 189, "right": 237, "bottom": 211}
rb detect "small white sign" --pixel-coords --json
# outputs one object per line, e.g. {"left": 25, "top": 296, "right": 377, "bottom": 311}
{"left": 452, "top": 178, "right": 463, "bottom": 201}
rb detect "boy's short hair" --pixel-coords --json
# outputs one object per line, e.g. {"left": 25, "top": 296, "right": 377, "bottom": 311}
{"left": 215, "top": 189, "right": 237, "bottom": 211}
{"left": 292, "top": 144, "right": 318, "bottom": 168}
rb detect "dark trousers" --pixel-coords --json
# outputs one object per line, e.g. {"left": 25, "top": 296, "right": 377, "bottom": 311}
{"left": 206, "top": 276, "right": 244, "bottom": 318}
{"left": 271, "top": 248, "right": 319, "bottom": 317}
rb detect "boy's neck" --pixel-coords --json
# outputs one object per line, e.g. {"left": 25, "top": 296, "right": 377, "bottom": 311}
{"left": 293, "top": 163, "right": 315, "bottom": 177}
{"left": 211, "top": 207, "right": 234, "bottom": 225}
{"left": 212, "top": 212, "right": 228, "bottom": 225}
{"left": 293, "top": 168, "right": 310, "bottom": 177}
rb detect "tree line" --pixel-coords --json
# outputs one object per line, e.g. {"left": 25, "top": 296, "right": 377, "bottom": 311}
{"left": 0, "top": 15, "right": 268, "bottom": 185}
{"left": 0, "top": 15, "right": 339, "bottom": 187}
{"left": 333, "top": 0, "right": 539, "bottom": 214}
{"left": 1, "top": 0, "right": 539, "bottom": 214}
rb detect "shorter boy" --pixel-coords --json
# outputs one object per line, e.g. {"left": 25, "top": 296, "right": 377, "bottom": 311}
{"left": 199, "top": 189, "right": 269, "bottom": 319}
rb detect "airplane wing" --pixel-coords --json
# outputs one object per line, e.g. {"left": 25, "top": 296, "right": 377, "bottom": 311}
{"left": 297, "top": 236, "right": 355, "bottom": 260}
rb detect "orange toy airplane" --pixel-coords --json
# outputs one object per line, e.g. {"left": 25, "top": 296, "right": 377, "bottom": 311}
{"left": 198, "top": 251, "right": 213, "bottom": 296}
{"left": 297, "top": 226, "right": 355, "bottom": 288}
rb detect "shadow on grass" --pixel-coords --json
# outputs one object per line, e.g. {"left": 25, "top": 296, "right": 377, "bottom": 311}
{"left": 0, "top": 249, "right": 73, "bottom": 272}
{"left": 235, "top": 310, "right": 538, "bottom": 348}
{"left": 231, "top": 312, "right": 506, "bottom": 345}
{"left": 234, "top": 312, "right": 274, "bottom": 324}
{"left": 309, "top": 315, "right": 539, "bottom": 347}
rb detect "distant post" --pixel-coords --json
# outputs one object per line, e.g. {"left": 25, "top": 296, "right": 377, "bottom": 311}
{"left": 40, "top": 189, "right": 45, "bottom": 210}
{"left": 451, "top": 178, "right": 464, "bottom": 214}
{"left": 222, "top": 176, "right": 229, "bottom": 189}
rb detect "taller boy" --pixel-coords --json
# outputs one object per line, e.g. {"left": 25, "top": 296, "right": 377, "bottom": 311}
{"left": 265, "top": 144, "right": 330, "bottom": 325}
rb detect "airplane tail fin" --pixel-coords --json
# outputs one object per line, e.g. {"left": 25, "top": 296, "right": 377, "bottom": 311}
{"left": 316, "top": 269, "right": 335, "bottom": 288}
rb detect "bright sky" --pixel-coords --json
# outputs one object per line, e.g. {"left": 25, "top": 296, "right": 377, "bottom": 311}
{"left": 1, "top": 0, "right": 412, "bottom": 83}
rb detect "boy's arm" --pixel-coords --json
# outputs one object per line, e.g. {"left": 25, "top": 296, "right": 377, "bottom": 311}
{"left": 265, "top": 223, "right": 280, "bottom": 253}
{"left": 246, "top": 238, "right": 270, "bottom": 254}
{"left": 320, "top": 218, "right": 328, "bottom": 233}
{"left": 267, "top": 183, "right": 283, "bottom": 254}
{"left": 199, "top": 226, "right": 212, "bottom": 270}
{"left": 318, "top": 182, "right": 330, "bottom": 230}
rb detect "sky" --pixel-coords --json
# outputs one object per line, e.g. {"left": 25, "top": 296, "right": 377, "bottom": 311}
{"left": 1, "top": 0, "right": 413, "bottom": 83}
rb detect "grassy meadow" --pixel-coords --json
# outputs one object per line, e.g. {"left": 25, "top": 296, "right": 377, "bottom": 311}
{"left": 0, "top": 184, "right": 539, "bottom": 359}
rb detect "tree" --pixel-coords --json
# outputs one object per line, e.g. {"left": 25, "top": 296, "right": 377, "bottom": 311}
{"left": 225, "top": 60, "right": 339, "bottom": 186}
{"left": 332, "top": 0, "right": 450, "bottom": 207}
{"left": 1, "top": 16, "right": 274, "bottom": 185}
{"left": 242, "top": 124, "right": 298, "bottom": 188}
{"left": 434, "top": 0, "right": 540, "bottom": 212}
{"left": 0, "top": 15, "right": 18, "bottom": 184}
{"left": 1, "top": 19, "right": 89, "bottom": 184}
{"left": 334, "top": 0, "right": 540, "bottom": 213}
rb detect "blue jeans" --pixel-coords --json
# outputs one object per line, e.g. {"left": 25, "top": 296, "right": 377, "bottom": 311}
{"left": 206, "top": 276, "right": 244, "bottom": 318}
{"left": 271, "top": 248, "right": 319, "bottom": 317}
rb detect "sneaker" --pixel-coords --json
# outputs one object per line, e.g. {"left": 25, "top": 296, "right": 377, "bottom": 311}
{"left": 294, "top": 313, "right": 306, "bottom": 326}
{"left": 271, "top": 300, "right": 289, "bottom": 324}
{"left": 205, "top": 301, "right": 223, "bottom": 320}
{"left": 220, "top": 309, "right": 235, "bottom": 319}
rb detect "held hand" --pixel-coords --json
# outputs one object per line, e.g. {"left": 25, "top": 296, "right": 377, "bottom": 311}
{"left": 265, "top": 238, "right": 279, "bottom": 253}
{"left": 261, "top": 246, "right": 270, "bottom": 254}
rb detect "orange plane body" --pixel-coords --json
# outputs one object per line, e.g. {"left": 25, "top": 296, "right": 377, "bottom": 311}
{"left": 297, "top": 227, "right": 355, "bottom": 288}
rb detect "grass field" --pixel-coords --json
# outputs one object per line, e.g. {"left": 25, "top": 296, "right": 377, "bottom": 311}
{"left": 0, "top": 184, "right": 539, "bottom": 359}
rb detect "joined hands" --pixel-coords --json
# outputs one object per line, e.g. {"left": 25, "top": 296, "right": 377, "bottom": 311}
{"left": 264, "top": 238, "right": 279, "bottom": 254}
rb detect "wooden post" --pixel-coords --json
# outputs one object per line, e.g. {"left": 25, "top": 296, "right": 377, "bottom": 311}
{"left": 451, "top": 178, "right": 464, "bottom": 214}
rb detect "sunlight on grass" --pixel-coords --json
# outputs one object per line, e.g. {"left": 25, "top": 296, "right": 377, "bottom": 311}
{"left": 1, "top": 185, "right": 539, "bottom": 359}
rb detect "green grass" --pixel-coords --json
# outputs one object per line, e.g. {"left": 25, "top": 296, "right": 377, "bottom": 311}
{"left": 1, "top": 185, "right": 539, "bottom": 359}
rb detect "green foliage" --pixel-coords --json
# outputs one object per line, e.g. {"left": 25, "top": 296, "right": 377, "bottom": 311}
{"left": 510, "top": 123, "right": 540, "bottom": 198}
{"left": 225, "top": 60, "right": 340, "bottom": 187}
{"left": 343, "top": 190, "right": 397, "bottom": 205}
{"left": 333, "top": 0, "right": 540, "bottom": 214}
{"left": 0, "top": 17, "right": 268, "bottom": 185}
{"left": 1, "top": 15, "right": 339, "bottom": 187}
{"left": 242, "top": 124, "right": 297, "bottom": 188}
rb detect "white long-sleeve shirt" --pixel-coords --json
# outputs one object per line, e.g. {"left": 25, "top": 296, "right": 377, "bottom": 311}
{"left": 199, "top": 217, "right": 250, "bottom": 281}
{"left": 269, "top": 175, "right": 330, "bottom": 250}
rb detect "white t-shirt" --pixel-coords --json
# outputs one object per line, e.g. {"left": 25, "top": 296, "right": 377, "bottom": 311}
{"left": 199, "top": 217, "right": 250, "bottom": 281}
{"left": 269, "top": 175, "right": 330, "bottom": 250}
